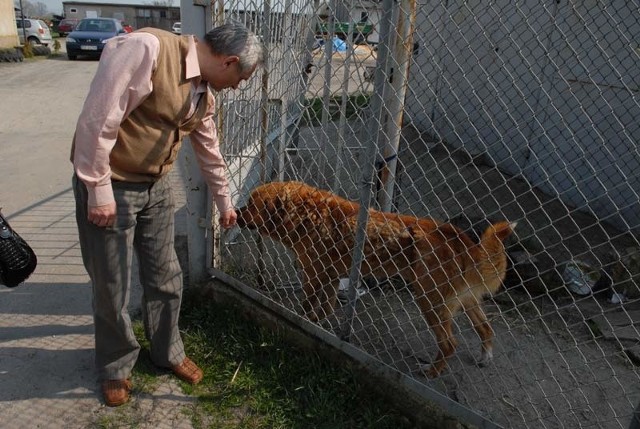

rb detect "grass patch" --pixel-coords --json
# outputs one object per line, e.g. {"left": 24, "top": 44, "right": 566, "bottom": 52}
{"left": 302, "top": 93, "right": 371, "bottom": 126}
{"left": 130, "top": 322, "right": 165, "bottom": 395}
{"left": 154, "top": 288, "right": 416, "bottom": 429}
{"left": 93, "top": 412, "right": 141, "bottom": 429}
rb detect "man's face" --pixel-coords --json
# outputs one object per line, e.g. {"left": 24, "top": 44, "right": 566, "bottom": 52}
{"left": 202, "top": 54, "right": 257, "bottom": 91}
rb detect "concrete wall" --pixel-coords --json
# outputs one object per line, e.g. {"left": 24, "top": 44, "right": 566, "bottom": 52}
{"left": 406, "top": 0, "right": 640, "bottom": 233}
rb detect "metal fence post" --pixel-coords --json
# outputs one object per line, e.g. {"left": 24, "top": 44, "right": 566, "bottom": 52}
{"left": 179, "top": 0, "right": 213, "bottom": 283}
{"left": 338, "top": 0, "right": 395, "bottom": 341}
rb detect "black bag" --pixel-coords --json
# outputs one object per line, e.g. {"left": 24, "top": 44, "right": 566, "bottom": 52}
{"left": 0, "top": 210, "right": 37, "bottom": 288}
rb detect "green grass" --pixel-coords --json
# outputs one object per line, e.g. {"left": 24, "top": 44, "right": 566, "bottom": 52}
{"left": 132, "top": 288, "right": 416, "bottom": 429}
{"left": 302, "top": 93, "right": 371, "bottom": 126}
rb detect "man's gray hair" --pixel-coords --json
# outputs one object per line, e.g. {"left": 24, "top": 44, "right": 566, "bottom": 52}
{"left": 203, "top": 22, "right": 265, "bottom": 73}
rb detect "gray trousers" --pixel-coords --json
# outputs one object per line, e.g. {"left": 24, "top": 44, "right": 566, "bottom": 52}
{"left": 73, "top": 174, "right": 186, "bottom": 381}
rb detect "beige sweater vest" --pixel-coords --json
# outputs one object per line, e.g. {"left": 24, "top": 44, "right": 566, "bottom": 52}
{"left": 76, "top": 27, "right": 212, "bottom": 183}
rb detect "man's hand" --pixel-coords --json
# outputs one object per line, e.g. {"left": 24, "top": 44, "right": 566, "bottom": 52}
{"left": 88, "top": 202, "right": 117, "bottom": 227}
{"left": 219, "top": 209, "right": 237, "bottom": 229}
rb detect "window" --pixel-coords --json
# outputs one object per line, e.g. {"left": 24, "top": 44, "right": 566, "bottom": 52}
{"left": 16, "top": 19, "right": 31, "bottom": 29}
{"left": 70, "top": 8, "right": 77, "bottom": 13}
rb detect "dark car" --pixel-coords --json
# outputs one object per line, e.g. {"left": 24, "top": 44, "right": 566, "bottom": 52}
{"left": 57, "top": 18, "right": 79, "bottom": 37}
{"left": 66, "top": 18, "right": 125, "bottom": 60}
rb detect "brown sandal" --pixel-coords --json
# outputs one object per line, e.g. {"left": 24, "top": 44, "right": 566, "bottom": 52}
{"left": 171, "top": 357, "right": 203, "bottom": 385}
{"left": 101, "top": 379, "right": 132, "bottom": 407}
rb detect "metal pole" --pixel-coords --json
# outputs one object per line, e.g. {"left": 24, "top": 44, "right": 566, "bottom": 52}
{"left": 276, "top": 0, "right": 294, "bottom": 181}
{"left": 209, "top": 0, "right": 225, "bottom": 271}
{"left": 338, "top": 0, "right": 395, "bottom": 341}
{"left": 180, "top": 0, "right": 213, "bottom": 283}
{"left": 19, "top": 0, "right": 27, "bottom": 46}
{"left": 331, "top": 5, "right": 356, "bottom": 193}
{"left": 318, "top": 0, "right": 336, "bottom": 188}
{"left": 378, "top": 0, "right": 417, "bottom": 213}
{"left": 260, "top": 1, "right": 271, "bottom": 181}
{"left": 255, "top": 0, "right": 271, "bottom": 289}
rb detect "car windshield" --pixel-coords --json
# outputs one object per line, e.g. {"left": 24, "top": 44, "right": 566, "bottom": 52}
{"left": 77, "top": 20, "right": 115, "bottom": 32}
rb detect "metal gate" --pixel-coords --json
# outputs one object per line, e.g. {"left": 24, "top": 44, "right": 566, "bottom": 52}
{"left": 196, "top": 1, "right": 640, "bottom": 427}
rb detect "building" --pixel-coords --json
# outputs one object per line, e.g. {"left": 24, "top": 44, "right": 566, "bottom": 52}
{"left": 62, "top": 1, "right": 179, "bottom": 32}
{"left": 0, "top": 0, "right": 19, "bottom": 48}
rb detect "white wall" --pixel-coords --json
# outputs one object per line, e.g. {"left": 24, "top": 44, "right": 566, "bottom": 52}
{"left": 0, "top": 0, "right": 19, "bottom": 48}
{"left": 406, "top": 0, "right": 640, "bottom": 232}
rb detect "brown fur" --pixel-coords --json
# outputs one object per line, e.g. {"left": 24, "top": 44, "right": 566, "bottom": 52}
{"left": 236, "top": 181, "right": 515, "bottom": 377}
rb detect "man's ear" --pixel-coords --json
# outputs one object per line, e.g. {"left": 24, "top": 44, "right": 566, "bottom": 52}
{"left": 224, "top": 55, "right": 240, "bottom": 68}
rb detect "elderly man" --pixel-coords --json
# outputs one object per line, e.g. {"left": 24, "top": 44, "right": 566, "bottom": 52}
{"left": 71, "top": 22, "right": 265, "bottom": 406}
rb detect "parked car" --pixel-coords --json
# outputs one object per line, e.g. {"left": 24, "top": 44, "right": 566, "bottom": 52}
{"left": 66, "top": 18, "right": 125, "bottom": 61}
{"left": 16, "top": 18, "right": 53, "bottom": 46}
{"left": 172, "top": 22, "right": 181, "bottom": 34}
{"left": 57, "top": 18, "right": 79, "bottom": 37}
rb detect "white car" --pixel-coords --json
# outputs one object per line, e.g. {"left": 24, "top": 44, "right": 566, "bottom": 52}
{"left": 16, "top": 18, "right": 53, "bottom": 46}
{"left": 172, "top": 22, "right": 181, "bottom": 35}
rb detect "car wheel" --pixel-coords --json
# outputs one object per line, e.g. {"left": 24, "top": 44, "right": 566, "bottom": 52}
{"left": 32, "top": 45, "right": 51, "bottom": 56}
{"left": 0, "top": 48, "right": 24, "bottom": 62}
{"left": 67, "top": 53, "right": 77, "bottom": 60}
{"left": 28, "top": 37, "right": 39, "bottom": 46}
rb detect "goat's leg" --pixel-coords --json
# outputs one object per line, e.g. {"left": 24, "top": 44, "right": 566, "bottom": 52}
{"left": 465, "top": 303, "right": 495, "bottom": 367}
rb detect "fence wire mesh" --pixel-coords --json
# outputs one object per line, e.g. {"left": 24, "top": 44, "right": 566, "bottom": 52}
{"left": 213, "top": 1, "right": 640, "bottom": 427}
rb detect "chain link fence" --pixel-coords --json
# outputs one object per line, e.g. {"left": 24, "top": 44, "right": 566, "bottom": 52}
{"left": 209, "top": 1, "right": 640, "bottom": 427}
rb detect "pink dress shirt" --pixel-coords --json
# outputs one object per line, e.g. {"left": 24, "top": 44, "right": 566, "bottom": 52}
{"left": 72, "top": 32, "right": 233, "bottom": 214}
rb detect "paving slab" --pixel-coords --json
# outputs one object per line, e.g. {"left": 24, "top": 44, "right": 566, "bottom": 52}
{"left": 0, "top": 56, "right": 196, "bottom": 429}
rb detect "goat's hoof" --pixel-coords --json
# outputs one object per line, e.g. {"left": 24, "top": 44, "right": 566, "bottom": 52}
{"left": 305, "top": 312, "right": 319, "bottom": 323}
{"left": 477, "top": 350, "right": 493, "bottom": 368}
{"left": 420, "top": 363, "right": 442, "bottom": 379}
